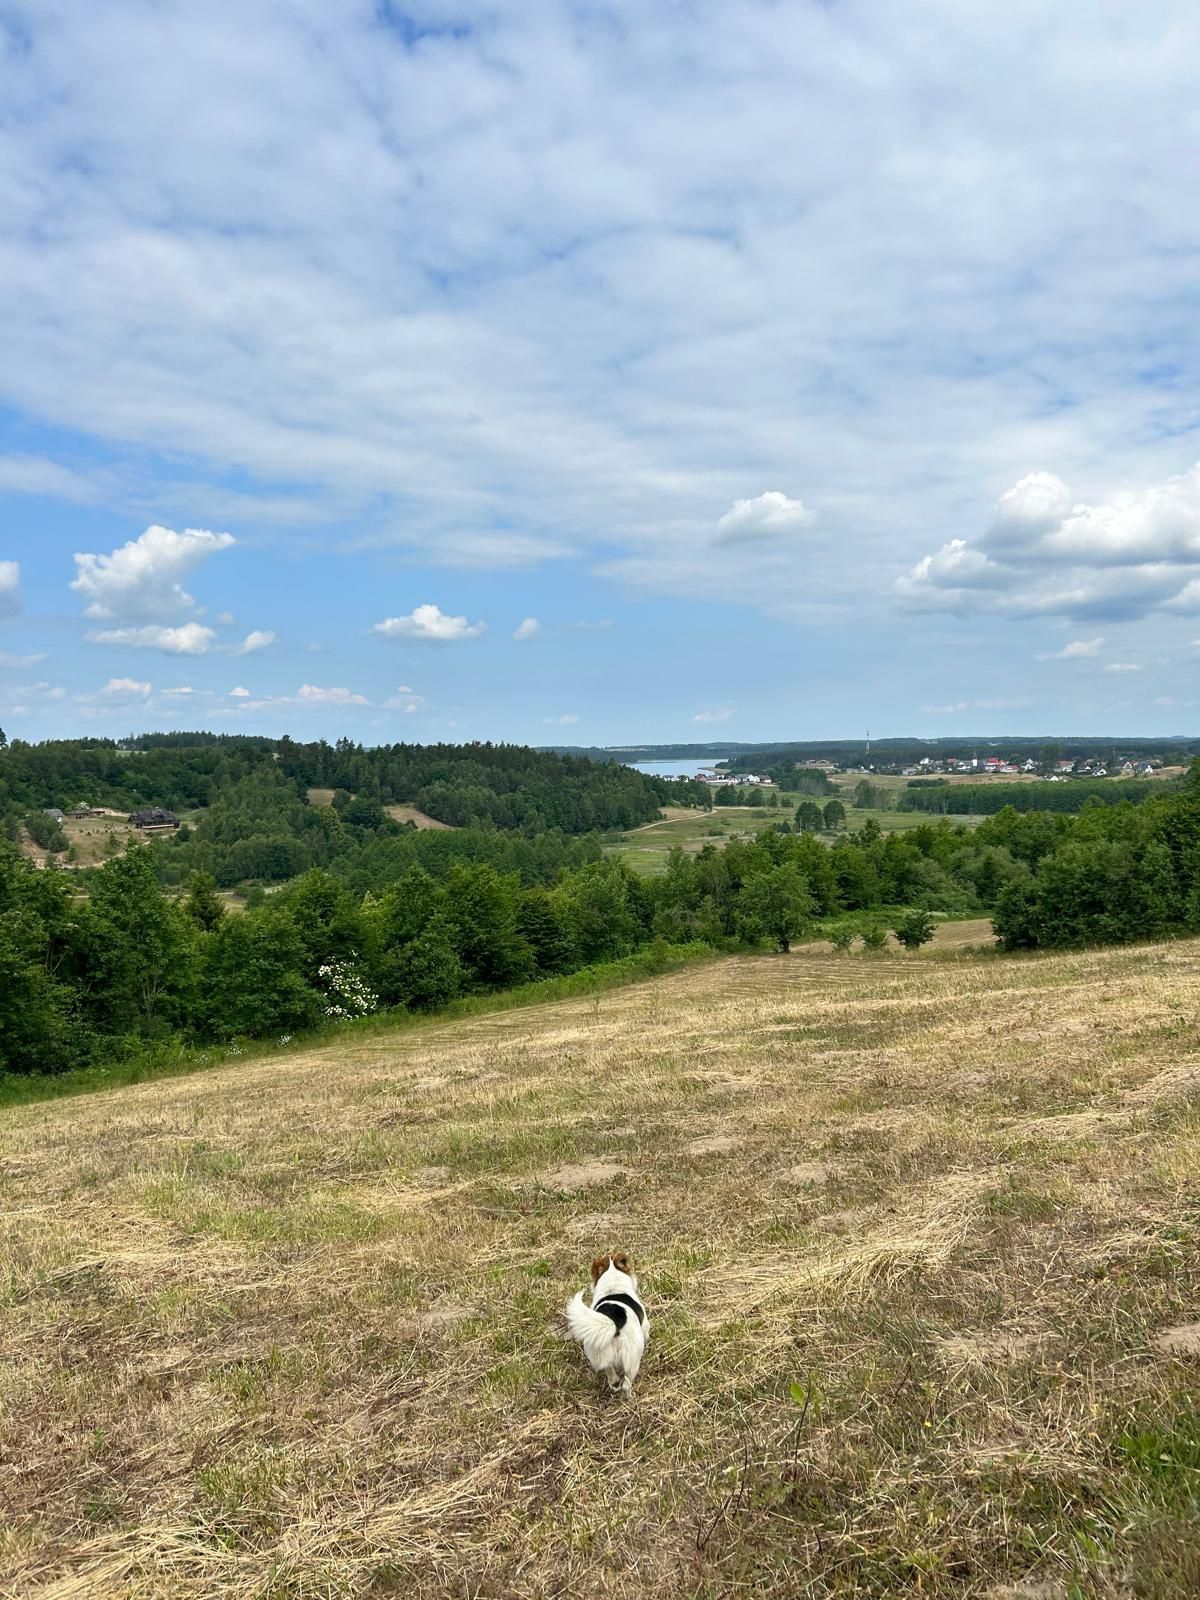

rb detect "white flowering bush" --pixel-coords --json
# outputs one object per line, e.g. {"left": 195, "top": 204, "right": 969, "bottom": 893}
{"left": 317, "top": 959, "right": 379, "bottom": 1021}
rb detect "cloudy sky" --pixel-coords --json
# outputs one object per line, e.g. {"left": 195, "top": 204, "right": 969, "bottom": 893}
{"left": 3, "top": 0, "right": 1200, "bottom": 745}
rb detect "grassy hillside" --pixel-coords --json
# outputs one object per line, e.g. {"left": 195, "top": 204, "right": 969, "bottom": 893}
{"left": 4, "top": 938, "right": 1200, "bottom": 1597}
{"left": 610, "top": 796, "right": 987, "bottom": 875}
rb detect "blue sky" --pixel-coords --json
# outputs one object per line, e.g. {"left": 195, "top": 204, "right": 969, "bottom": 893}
{"left": 3, "top": 0, "right": 1200, "bottom": 745}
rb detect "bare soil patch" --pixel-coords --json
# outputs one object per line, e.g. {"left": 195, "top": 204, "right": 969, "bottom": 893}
{"left": 385, "top": 804, "right": 453, "bottom": 829}
{"left": 1152, "top": 1321, "right": 1200, "bottom": 1356}
{"left": 781, "top": 1160, "right": 835, "bottom": 1185}
{"left": 684, "top": 1134, "right": 742, "bottom": 1155}
{"left": 539, "top": 1160, "right": 628, "bottom": 1191}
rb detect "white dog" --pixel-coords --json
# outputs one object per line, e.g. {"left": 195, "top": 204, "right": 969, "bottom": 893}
{"left": 565, "top": 1251, "right": 649, "bottom": 1394}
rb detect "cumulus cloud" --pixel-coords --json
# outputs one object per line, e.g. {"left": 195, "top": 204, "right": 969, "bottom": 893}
{"left": 513, "top": 616, "right": 540, "bottom": 641}
{"left": 372, "top": 604, "right": 485, "bottom": 642}
{"left": 296, "top": 683, "right": 368, "bottom": 705}
{"left": 894, "top": 540, "right": 1008, "bottom": 609}
{"left": 228, "top": 686, "right": 250, "bottom": 697}
{"left": 716, "top": 492, "right": 813, "bottom": 544}
{"left": 899, "top": 465, "right": 1200, "bottom": 622}
{"left": 1041, "top": 637, "right": 1105, "bottom": 660}
{"left": 102, "top": 676, "right": 150, "bottom": 697}
{"left": 71, "top": 526, "right": 235, "bottom": 620}
{"left": 1104, "top": 662, "right": 1143, "bottom": 673}
{"left": 985, "top": 473, "right": 1074, "bottom": 552}
{"left": 543, "top": 713, "right": 580, "bottom": 725}
{"left": 233, "top": 629, "right": 276, "bottom": 655}
{"left": 87, "top": 622, "right": 217, "bottom": 654}
{"left": 0, "top": 561, "right": 21, "bottom": 620}
{"left": 692, "top": 706, "right": 735, "bottom": 723}
{"left": 0, "top": 649, "right": 44, "bottom": 667}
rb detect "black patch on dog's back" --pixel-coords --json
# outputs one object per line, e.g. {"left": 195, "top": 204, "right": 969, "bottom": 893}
{"left": 594, "top": 1291, "right": 644, "bottom": 1331}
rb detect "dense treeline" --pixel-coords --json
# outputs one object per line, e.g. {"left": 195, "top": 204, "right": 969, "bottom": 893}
{"left": 2, "top": 816, "right": 1021, "bottom": 1075}
{"left": 143, "top": 766, "right": 609, "bottom": 890}
{"left": 553, "top": 738, "right": 1196, "bottom": 769}
{"left": 10, "top": 761, "right": 1200, "bottom": 1077}
{"left": 722, "top": 739, "right": 1193, "bottom": 771}
{"left": 899, "top": 778, "right": 1166, "bottom": 815}
{"left": 987, "top": 765, "right": 1200, "bottom": 950}
{"left": 0, "top": 735, "right": 706, "bottom": 841}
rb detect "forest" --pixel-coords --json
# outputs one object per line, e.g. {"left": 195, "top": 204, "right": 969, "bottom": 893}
{"left": 6, "top": 725, "right": 1200, "bottom": 1079}
{"left": 897, "top": 777, "right": 1167, "bottom": 814}
{"left": 0, "top": 734, "right": 708, "bottom": 886}
{"left": 6, "top": 759, "right": 1200, "bottom": 1076}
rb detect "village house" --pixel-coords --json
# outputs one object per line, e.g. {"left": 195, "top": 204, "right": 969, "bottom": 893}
{"left": 129, "top": 807, "right": 180, "bottom": 830}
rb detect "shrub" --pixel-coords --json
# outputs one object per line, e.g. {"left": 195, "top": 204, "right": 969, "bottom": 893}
{"left": 893, "top": 909, "right": 936, "bottom": 951}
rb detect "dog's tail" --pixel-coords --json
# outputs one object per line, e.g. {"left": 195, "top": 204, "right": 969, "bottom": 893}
{"left": 565, "top": 1291, "right": 621, "bottom": 1365}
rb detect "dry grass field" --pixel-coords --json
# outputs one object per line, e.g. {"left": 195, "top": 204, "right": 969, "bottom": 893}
{"left": 4, "top": 938, "right": 1200, "bottom": 1597}
{"left": 18, "top": 812, "right": 136, "bottom": 870}
{"left": 383, "top": 805, "right": 452, "bottom": 830}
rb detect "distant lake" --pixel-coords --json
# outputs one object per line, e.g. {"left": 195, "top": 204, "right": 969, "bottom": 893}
{"left": 627, "top": 758, "right": 723, "bottom": 778}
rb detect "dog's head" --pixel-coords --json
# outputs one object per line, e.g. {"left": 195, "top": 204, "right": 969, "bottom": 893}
{"left": 590, "top": 1251, "right": 631, "bottom": 1283}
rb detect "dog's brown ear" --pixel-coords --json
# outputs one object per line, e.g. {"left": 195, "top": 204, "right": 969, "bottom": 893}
{"left": 611, "top": 1251, "right": 631, "bottom": 1274}
{"left": 590, "top": 1253, "right": 611, "bottom": 1284}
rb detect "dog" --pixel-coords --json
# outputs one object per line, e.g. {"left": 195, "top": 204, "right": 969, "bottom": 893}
{"left": 565, "top": 1251, "right": 649, "bottom": 1394}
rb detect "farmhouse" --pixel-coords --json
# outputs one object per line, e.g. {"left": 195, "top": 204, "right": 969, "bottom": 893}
{"left": 42, "top": 807, "right": 64, "bottom": 823}
{"left": 129, "top": 807, "right": 180, "bottom": 830}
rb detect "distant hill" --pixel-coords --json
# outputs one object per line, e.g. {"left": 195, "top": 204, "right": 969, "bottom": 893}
{"left": 546, "top": 735, "right": 1200, "bottom": 768}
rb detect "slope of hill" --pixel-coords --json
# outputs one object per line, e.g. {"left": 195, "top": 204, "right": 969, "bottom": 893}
{"left": 4, "top": 939, "right": 1199, "bottom": 1597}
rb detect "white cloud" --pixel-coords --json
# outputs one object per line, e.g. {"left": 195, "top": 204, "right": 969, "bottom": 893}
{"left": 101, "top": 676, "right": 150, "bottom": 697}
{"left": 5, "top": 2, "right": 1200, "bottom": 637}
{"left": 513, "top": 616, "right": 540, "bottom": 641}
{"left": 0, "top": 649, "right": 44, "bottom": 667}
{"left": 901, "top": 465, "right": 1200, "bottom": 622}
{"left": 692, "top": 706, "right": 735, "bottom": 723}
{"left": 383, "top": 689, "right": 425, "bottom": 712}
{"left": 372, "top": 604, "right": 485, "bottom": 643}
{"left": 232, "top": 629, "right": 276, "bottom": 655}
{"left": 295, "top": 683, "right": 368, "bottom": 705}
{"left": 921, "top": 697, "right": 1027, "bottom": 715}
{"left": 71, "top": 526, "right": 234, "bottom": 620}
{"left": 0, "top": 454, "right": 100, "bottom": 503}
{"left": 543, "top": 713, "right": 580, "bottom": 725}
{"left": 1104, "top": 662, "right": 1143, "bottom": 673}
{"left": 716, "top": 491, "right": 813, "bottom": 544}
{"left": 985, "top": 473, "right": 1074, "bottom": 552}
{"left": 88, "top": 621, "right": 217, "bottom": 654}
{"left": 0, "top": 561, "right": 21, "bottom": 620}
{"left": 895, "top": 539, "right": 1008, "bottom": 609}
{"left": 1041, "top": 637, "right": 1105, "bottom": 660}
{"left": 161, "top": 685, "right": 197, "bottom": 695}
{"left": 228, "top": 686, "right": 250, "bottom": 696}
